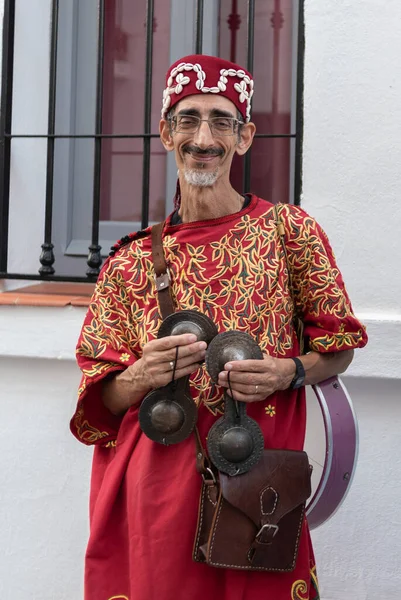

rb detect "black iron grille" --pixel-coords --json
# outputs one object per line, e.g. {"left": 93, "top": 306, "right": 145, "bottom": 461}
{"left": 0, "top": 0, "right": 304, "bottom": 283}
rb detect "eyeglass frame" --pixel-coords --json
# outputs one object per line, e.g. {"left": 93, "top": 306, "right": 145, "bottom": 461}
{"left": 168, "top": 113, "right": 244, "bottom": 137}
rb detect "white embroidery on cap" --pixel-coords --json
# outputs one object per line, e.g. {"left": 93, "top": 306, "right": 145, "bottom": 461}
{"left": 161, "top": 62, "right": 254, "bottom": 122}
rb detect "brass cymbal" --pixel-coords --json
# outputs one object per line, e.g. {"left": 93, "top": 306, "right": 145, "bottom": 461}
{"left": 205, "top": 331, "right": 263, "bottom": 383}
{"left": 158, "top": 310, "right": 218, "bottom": 345}
{"left": 206, "top": 397, "right": 265, "bottom": 476}
{"left": 138, "top": 384, "right": 198, "bottom": 445}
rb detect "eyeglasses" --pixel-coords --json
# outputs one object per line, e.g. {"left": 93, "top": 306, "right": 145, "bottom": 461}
{"left": 170, "top": 114, "right": 243, "bottom": 136}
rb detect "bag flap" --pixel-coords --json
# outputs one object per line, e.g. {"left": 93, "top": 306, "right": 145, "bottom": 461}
{"left": 219, "top": 449, "right": 311, "bottom": 527}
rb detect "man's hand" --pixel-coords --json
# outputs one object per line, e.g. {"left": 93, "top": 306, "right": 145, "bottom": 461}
{"left": 132, "top": 334, "right": 207, "bottom": 394}
{"left": 102, "top": 334, "right": 206, "bottom": 416}
{"left": 217, "top": 355, "right": 295, "bottom": 403}
{"left": 217, "top": 349, "right": 354, "bottom": 403}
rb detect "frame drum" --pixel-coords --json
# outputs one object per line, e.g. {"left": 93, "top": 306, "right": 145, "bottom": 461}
{"left": 304, "top": 376, "right": 359, "bottom": 530}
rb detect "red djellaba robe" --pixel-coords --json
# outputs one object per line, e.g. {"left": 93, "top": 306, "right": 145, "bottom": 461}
{"left": 71, "top": 196, "right": 367, "bottom": 600}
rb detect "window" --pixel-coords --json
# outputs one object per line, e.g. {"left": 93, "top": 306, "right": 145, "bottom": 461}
{"left": 0, "top": 0, "right": 304, "bottom": 282}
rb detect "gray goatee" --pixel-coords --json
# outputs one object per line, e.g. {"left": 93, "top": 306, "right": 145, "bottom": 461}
{"left": 184, "top": 168, "right": 218, "bottom": 187}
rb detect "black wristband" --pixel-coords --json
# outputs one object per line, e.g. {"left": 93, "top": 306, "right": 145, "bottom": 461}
{"left": 289, "top": 357, "right": 305, "bottom": 390}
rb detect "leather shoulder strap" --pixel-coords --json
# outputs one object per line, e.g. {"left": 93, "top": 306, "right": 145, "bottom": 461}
{"left": 151, "top": 221, "right": 175, "bottom": 319}
{"left": 151, "top": 221, "right": 211, "bottom": 472}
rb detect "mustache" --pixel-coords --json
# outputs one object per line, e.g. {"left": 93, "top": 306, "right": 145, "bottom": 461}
{"left": 183, "top": 144, "right": 224, "bottom": 157}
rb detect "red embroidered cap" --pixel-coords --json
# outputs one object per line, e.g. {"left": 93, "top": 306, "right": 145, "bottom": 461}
{"left": 161, "top": 54, "right": 254, "bottom": 123}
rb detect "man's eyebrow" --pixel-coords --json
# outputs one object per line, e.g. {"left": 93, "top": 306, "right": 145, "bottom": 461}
{"left": 175, "top": 108, "right": 237, "bottom": 119}
{"left": 176, "top": 108, "right": 201, "bottom": 117}
{"left": 209, "top": 109, "right": 237, "bottom": 119}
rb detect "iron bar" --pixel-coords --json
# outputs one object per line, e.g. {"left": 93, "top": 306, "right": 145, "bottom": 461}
{"left": 271, "top": 0, "right": 283, "bottom": 116}
{"left": 39, "top": 0, "right": 59, "bottom": 276}
{"left": 195, "top": 0, "right": 204, "bottom": 54}
{"left": 269, "top": 0, "right": 283, "bottom": 204}
{"left": 4, "top": 132, "right": 295, "bottom": 139}
{"left": 86, "top": 0, "right": 105, "bottom": 277}
{"left": 228, "top": 0, "right": 240, "bottom": 63}
{"left": 243, "top": 0, "right": 255, "bottom": 193}
{"left": 0, "top": 0, "right": 304, "bottom": 282}
{"left": 293, "top": 0, "right": 304, "bottom": 206}
{"left": 0, "top": 0, "right": 16, "bottom": 274}
{"left": 141, "top": 0, "right": 154, "bottom": 230}
{"left": 246, "top": 0, "right": 255, "bottom": 75}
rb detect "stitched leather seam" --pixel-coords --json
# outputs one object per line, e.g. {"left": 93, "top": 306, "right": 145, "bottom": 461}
{"left": 208, "top": 497, "right": 224, "bottom": 558}
{"left": 260, "top": 485, "right": 278, "bottom": 516}
{"left": 194, "top": 484, "right": 206, "bottom": 554}
{"left": 207, "top": 487, "right": 217, "bottom": 507}
{"left": 290, "top": 506, "right": 305, "bottom": 569}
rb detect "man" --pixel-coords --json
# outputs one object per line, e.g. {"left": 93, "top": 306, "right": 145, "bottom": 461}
{"left": 71, "top": 55, "right": 367, "bottom": 600}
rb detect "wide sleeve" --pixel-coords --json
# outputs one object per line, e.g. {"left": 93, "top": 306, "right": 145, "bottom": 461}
{"left": 70, "top": 256, "right": 140, "bottom": 446}
{"left": 279, "top": 204, "right": 368, "bottom": 353}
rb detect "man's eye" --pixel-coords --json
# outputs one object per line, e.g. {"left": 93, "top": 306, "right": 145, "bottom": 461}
{"left": 213, "top": 119, "right": 232, "bottom": 130}
{"left": 179, "top": 117, "right": 197, "bottom": 127}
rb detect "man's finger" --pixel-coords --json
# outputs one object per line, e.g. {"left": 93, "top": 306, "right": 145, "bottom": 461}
{"left": 159, "top": 341, "right": 207, "bottom": 362}
{"left": 219, "top": 371, "right": 265, "bottom": 385}
{"left": 223, "top": 358, "right": 272, "bottom": 372}
{"left": 158, "top": 362, "right": 202, "bottom": 384}
{"left": 147, "top": 334, "right": 199, "bottom": 351}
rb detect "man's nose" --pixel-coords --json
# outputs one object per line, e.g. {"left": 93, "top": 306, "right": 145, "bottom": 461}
{"left": 192, "top": 120, "right": 215, "bottom": 148}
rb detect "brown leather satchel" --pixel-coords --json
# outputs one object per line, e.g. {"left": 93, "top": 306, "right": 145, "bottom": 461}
{"left": 193, "top": 444, "right": 311, "bottom": 572}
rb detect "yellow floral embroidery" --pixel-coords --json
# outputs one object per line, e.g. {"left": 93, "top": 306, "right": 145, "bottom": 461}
{"left": 310, "top": 328, "right": 365, "bottom": 352}
{"left": 75, "top": 202, "right": 366, "bottom": 427}
{"left": 265, "top": 404, "right": 276, "bottom": 417}
{"left": 291, "top": 579, "right": 308, "bottom": 600}
{"left": 73, "top": 407, "right": 109, "bottom": 443}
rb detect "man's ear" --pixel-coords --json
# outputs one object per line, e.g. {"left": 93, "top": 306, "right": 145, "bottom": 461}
{"left": 160, "top": 119, "right": 174, "bottom": 151}
{"left": 235, "top": 122, "right": 256, "bottom": 156}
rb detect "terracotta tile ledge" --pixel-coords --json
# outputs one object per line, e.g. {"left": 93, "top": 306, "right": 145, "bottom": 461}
{"left": 0, "top": 282, "right": 95, "bottom": 307}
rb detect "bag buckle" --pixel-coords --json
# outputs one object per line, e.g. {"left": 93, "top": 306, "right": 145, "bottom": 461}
{"left": 202, "top": 467, "right": 217, "bottom": 486}
{"left": 155, "top": 270, "right": 170, "bottom": 292}
{"left": 255, "top": 523, "right": 279, "bottom": 543}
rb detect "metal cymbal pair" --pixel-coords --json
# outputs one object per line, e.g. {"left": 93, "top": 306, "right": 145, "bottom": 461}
{"left": 205, "top": 331, "right": 265, "bottom": 476}
{"left": 139, "top": 310, "right": 265, "bottom": 476}
{"left": 138, "top": 310, "right": 218, "bottom": 445}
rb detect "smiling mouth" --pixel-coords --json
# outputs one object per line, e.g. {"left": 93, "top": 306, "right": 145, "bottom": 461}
{"left": 184, "top": 145, "right": 223, "bottom": 162}
{"left": 191, "top": 153, "right": 218, "bottom": 162}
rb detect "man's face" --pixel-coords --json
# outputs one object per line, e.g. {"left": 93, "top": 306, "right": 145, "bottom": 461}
{"left": 160, "top": 94, "right": 254, "bottom": 188}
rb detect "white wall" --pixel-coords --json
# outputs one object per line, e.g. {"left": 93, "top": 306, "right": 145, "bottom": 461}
{"left": 312, "top": 376, "right": 401, "bottom": 600}
{"left": 1, "top": 1, "right": 401, "bottom": 599}
{"left": 302, "top": 0, "right": 401, "bottom": 598}
{"left": 302, "top": 0, "right": 401, "bottom": 333}
{"left": 0, "top": 308, "right": 399, "bottom": 599}
{"left": 0, "top": 356, "right": 90, "bottom": 600}
{"left": 0, "top": 308, "right": 91, "bottom": 600}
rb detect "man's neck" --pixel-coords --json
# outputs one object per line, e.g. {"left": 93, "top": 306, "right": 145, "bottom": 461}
{"left": 178, "top": 177, "right": 243, "bottom": 223}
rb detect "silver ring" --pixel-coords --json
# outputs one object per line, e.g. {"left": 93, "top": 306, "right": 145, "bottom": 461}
{"left": 169, "top": 361, "right": 175, "bottom": 371}
{"left": 255, "top": 385, "right": 259, "bottom": 394}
